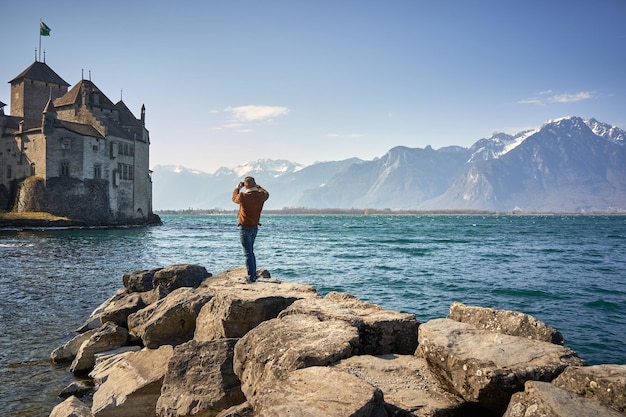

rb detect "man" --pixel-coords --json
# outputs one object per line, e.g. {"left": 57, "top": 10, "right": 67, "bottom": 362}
{"left": 232, "top": 176, "right": 269, "bottom": 282}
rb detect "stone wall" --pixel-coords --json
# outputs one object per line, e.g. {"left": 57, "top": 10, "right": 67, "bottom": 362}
{"left": 14, "top": 176, "right": 113, "bottom": 223}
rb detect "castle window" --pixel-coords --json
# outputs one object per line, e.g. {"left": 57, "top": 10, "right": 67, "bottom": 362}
{"left": 30, "top": 163, "right": 36, "bottom": 176}
{"left": 94, "top": 164, "right": 101, "bottom": 179}
{"left": 118, "top": 142, "right": 134, "bottom": 156}
{"left": 61, "top": 138, "right": 71, "bottom": 150}
{"left": 60, "top": 162, "right": 70, "bottom": 176}
{"left": 117, "top": 163, "right": 134, "bottom": 180}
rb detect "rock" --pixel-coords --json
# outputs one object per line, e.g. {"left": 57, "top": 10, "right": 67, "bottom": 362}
{"left": 92, "top": 346, "right": 142, "bottom": 371}
{"left": 55, "top": 266, "right": 610, "bottom": 417}
{"left": 280, "top": 291, "right": 419, "bottom": 355}
{"left": 552, "top": 364, "right": 626, "bottom": 412}
{"left": 49, "top": 395, "right": 93, "bottom": 417}
{"left": 448, "top": 302, "right": 564, "bottom": 344}
{"left": 69, "top": 322, "right": 129, "bottom": 375}
{"left": 233, "top": 314, "right": 359, "bottom": 400}
{"left": 91, "top": 345, "right": 173, "bottom": 417}
{"left": 199, "top": 267, "right": 271, "bottom": 287}
{"left": 59, "top": 379, "right": 94, "bottom": 399}
{"left": 215, "top": 402, "right": 253, "bottom": 417}
{"left": 52, "top": 328, "right": 99, "bottom": 364}
{"left": 250, "top": 366, "right": 386, "bottom": 417}
{"left": 194, "top": 279, "right": 319, "bottom": 341}
{"left": 417, "top": 318, "right": 586, "bottom": 414}
{"left": 503, "top": 380, "right": 624, "bottom": 417}
{"left": 76, "top": 286, "right": 169, "bottom": 333}
{"left": 122, "top": 268, "right": 162, "bottom": 292}
{"left": 98, "top": 292, "right": 147, "bottom": 328}
{"left": 141, "top": 285, "right": 171, "bottom": 305}
{"left": 76, "top": 288, "right": 128, "bottom": 333}
{"left": 99, "top": 286, "right": 171, "bottom": 328}
{"left": 128, "top": 287, "right": 214, "bottom": 348}
{"left": 156, "top": 339, "right": 245, "bottom": 417}
{"left": 333, "top": 354, "right": 465, "bottom": 417}
{"left": 152, "top": 264, "right": 211, "bottom": 292}
{"left": 90, "top": 350, "right": 138, "bottom": 385}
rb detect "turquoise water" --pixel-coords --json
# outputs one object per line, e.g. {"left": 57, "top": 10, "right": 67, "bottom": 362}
{"left": 1, "top": 214, "right": 625, "bottom": 415}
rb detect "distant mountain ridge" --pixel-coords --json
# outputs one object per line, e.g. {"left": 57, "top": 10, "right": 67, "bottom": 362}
{"left": 152, "top": 117, "right": 626, "bottom": 212}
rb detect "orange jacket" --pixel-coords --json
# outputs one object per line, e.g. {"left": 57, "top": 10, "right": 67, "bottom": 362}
{"left": 232, "top": 186, "right": 269, "bottom": 227}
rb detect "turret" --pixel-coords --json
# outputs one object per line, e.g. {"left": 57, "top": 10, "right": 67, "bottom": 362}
{"left": 42, "top": 98, "right": 57, "bottom": 135}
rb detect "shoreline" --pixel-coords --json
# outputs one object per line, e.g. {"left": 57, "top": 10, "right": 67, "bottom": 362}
{"left": 3, "top": 209, "right": 625, "bottom": 231}
{"left": 0, "top": 211, "right": 162, "bottom": 232}
{"left": 157, "top": 208, "right": 626, "bottom": 216}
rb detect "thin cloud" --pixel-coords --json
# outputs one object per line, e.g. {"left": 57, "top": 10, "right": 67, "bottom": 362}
{"left": 210, "top": 105, "right": 290, "bottom": 133}
{"left": 519, "top": 91, "right": 594, "bottom": 106}
{"left": 225, "top": 105, "right": 290, "bottom": 122}
{"left": 549, "top": 92, "right": 592, "bottom": 103}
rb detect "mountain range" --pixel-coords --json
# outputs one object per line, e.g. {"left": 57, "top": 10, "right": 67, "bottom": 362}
{"left": 152, "top": 116, "right": 626, "bottom": 213}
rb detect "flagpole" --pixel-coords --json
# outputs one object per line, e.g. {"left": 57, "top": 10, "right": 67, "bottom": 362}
{"left": 39, "top": 19, "right": 42, "bottom": 62}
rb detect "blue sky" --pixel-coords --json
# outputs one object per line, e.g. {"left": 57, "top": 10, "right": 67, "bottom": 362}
{"left": 2, "top": 0, "right": 625, "bottom": 173}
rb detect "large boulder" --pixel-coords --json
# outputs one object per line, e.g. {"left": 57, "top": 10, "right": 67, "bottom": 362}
{"left": 156, "top": 339, "right": 245, "bottom": 417}
{"left": 69, "top": 322, "right": 129, "bottom": 375}
{"left": 249, "top": 366, "right": 386, "bottom": 417}
{"left": 233, "top": 314, "right": 359, "bottom": 400}
{"left": 215, "top": 403, "right": 253, "bottom": 417}
{"left": 91, "top": 345, "right": 174, "bottom": 417}
{"left": 122, "top": 268, "right": 162, "bottom": 292}
{"left": 152, "top": 264, "right": 211, "bottom": 292}
{"left": 552, "top": 364, "right": 626, "bottom": 413}
{"left": 333, "top": 354, "right": 465, "bottom": 417}
{"left": 51, "top": 328, "right": 99, "bottom": 364}
{"left": 128, "top": 287, "right": 214, "bottom": 348}
{"left": 98, "top": 292, "right": 147, "bottom": 328}
{"left": 89, "top": 349, "right": 139, "bottom": 385}
{"left": 503, "top": 380, "right": 624, "bottom": 417}
{"left": 76, "top": 286, "right": 169, "bottom": 332}
{"left": 417, "top": 318, "right": 586, "bottom": 414}
{"left": 58, "top": 380, "right": 94, "bottom": 399}
{"left": 279, "top": 291, "right": 419, "bottom": 355}
{"left": 49, "top": 395, "right": 92, "bottom": 417}
{"left": 199, "top": 266, "right": 270, "bottom": 288}
{"left": 448, "top": 302, "right": 564, "bottom": 344}
{"left": 194, "top": 280, "right": 319, "bottom": 341}
{"left": 76, "top": 288, "right": 128, "bottom": 333}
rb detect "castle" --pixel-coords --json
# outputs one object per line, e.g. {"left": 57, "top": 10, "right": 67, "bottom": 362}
{"left": 0, "top": 60, "right": 156, "bottom": 224}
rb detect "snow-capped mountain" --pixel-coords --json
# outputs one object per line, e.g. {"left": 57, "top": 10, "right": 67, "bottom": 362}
{"left": 152, "top": 117, "right": 626, "bottom": 212}
{"left": 583, "top": 118, "right": 625, "bottom": 144}
{"left": 468, "top": 130, "right": 535, "bottom": 163}
{"left": 420, "top": 117, "right": 626, "bottom": 212}
{"left": 152, "top": 158, "right": 357, "bottom": 210}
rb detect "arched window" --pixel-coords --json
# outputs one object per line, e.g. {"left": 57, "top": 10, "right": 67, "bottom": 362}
{"left": 30, "top": 163, "right": 36, "bottom": 176}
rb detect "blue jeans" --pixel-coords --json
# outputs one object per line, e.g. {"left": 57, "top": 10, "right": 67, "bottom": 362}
{"left": 239, "top": 226, "right": 258, "bottom": 281}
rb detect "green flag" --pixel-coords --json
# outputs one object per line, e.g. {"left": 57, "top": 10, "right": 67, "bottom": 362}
{"left": 40, "top": 21, "right": 51, "bottom": 36}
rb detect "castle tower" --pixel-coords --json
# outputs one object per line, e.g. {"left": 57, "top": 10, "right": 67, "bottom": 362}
{"left": 9, "top": 61, "right": 70, "bottom": 120}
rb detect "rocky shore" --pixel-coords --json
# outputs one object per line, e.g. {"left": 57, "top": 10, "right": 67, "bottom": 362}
{"left": 49, "top": 264, "right": 626, "bottom": 417}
